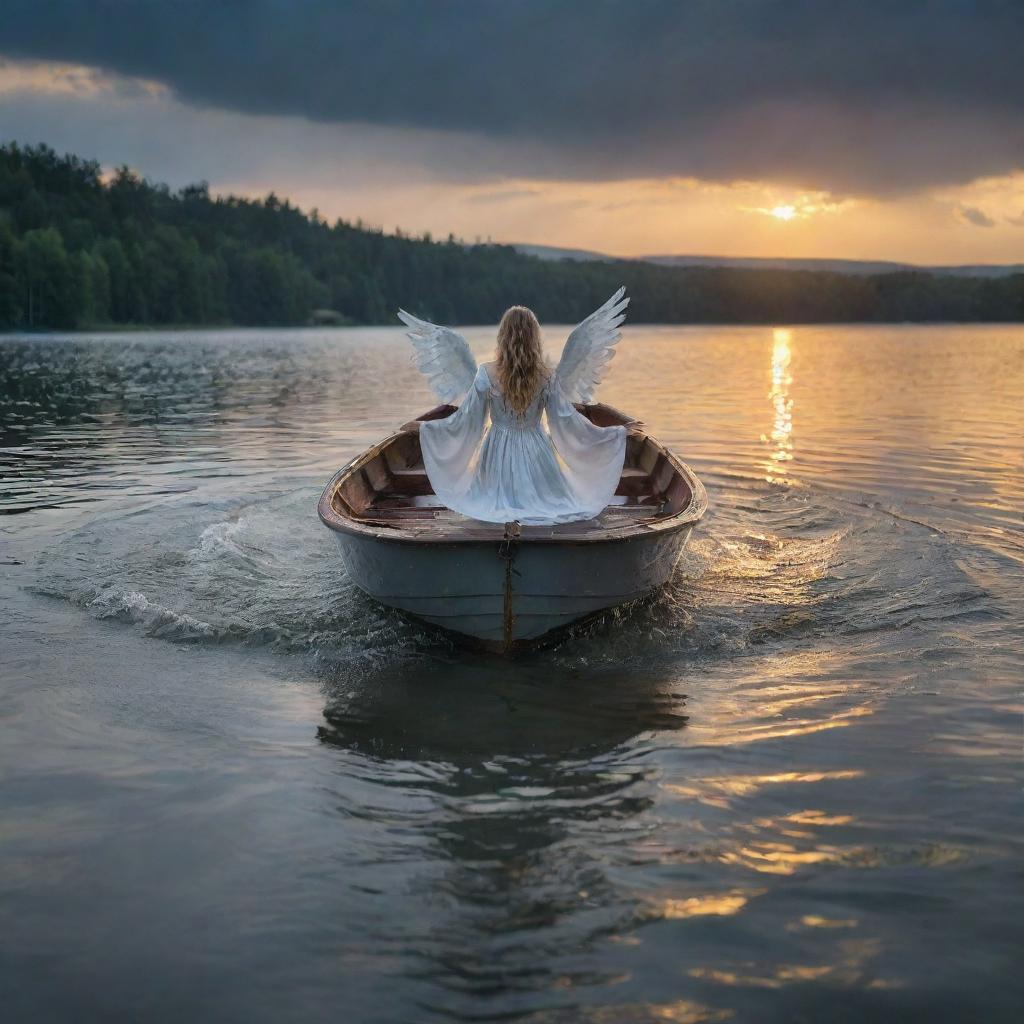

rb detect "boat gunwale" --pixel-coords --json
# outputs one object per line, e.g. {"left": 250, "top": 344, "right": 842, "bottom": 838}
{"left": 317, "top": 412, "right": 707, "bottom": 547}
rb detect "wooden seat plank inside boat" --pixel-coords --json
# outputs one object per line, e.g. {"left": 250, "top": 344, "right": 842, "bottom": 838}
{"left": 329, "top": 404, "right": 695, "bottom": 540}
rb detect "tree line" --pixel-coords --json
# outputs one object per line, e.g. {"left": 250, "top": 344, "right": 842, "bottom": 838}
{"left": 1, "top": 142, "right": 1021, "bottom": 330}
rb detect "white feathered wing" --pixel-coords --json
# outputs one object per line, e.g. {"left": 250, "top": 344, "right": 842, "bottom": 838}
{"left": 555, "top": 287, "right": 629, "bottom": 404}
{"left": 397, "top": 309, "right": 477, "bottom": 403}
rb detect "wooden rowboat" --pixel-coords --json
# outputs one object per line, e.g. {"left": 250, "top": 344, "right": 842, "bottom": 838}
{"left": 318, "top": 403, "right": 706, "bottom": 653}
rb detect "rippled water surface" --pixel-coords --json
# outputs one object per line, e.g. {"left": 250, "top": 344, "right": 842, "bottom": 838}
{"left": 2, "top": 325, "right": 1022, "bottom": 1022}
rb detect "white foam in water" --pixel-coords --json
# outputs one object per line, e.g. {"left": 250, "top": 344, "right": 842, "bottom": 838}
{"left": 86, "top": 587, "right": 216, "bottom": 640}
{"left": 194, "top": 518, "right": 248, "bottom": 559}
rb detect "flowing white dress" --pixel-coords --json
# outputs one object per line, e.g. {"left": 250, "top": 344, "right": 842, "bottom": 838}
{"left": 398, "top": 287, "right": 631, "bottom": 526}
{"left": 420, "top": 365, "right": 626, "bottom": 525}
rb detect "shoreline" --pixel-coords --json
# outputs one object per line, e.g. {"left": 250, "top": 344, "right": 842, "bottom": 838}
{"left": 3, "top": 317, "right": 1024, "bottom": 336}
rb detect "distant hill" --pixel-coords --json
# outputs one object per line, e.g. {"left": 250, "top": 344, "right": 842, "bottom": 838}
{"left": 510, "top": 243, "right": 617, "bottom": 264}
{"left": 641, "top": 254, "right": 1024, "bottom": 279}
{"left": 514, "top": 244, "right": 1024, "bottom": 279}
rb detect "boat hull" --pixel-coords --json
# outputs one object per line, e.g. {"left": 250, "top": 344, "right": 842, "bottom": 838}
{"left": 330, "top": 524, "right": 695, "bottom": 649}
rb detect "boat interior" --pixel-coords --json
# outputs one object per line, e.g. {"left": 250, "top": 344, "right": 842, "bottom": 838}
{"left": 327, "top": 404, "right": 696, "bottom": 538}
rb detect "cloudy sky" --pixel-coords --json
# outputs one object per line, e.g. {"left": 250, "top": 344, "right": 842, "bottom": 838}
{"left": 2, "top": 0, "right": 1023, "bottom": 262}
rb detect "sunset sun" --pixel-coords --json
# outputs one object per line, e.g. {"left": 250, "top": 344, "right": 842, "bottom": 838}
{"left": 770, "top": 204, "right": 797, "bottom": 221}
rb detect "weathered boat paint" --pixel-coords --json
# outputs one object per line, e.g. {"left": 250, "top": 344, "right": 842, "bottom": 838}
{"left": 325, "top": 520, "right": 697, "bottom": 648}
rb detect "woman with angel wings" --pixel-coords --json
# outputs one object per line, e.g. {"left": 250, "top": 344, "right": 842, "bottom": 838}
{"left": 397, "top": 288, "right": 636, "bottom": 526}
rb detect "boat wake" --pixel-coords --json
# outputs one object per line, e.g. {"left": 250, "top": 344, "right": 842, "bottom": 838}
{"left": 28, "top": 471, "right": 995, "bottom": 688}
{"left": 30, "top": 487, "right": 431, "bottom": 671}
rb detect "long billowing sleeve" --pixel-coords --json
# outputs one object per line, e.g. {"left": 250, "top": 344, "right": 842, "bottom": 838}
{"left": 419, "top": 364, "right": 490, "bottom": 510}
{"left": 545, "top": 380, "right": 627, "bottom": 518}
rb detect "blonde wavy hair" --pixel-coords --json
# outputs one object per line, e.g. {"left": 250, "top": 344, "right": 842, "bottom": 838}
{"left": 495, "top": 305, "right": 549, "bottom": 416}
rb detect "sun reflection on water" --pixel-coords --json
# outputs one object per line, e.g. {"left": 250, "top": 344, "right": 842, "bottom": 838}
{"left": 762, "top": 327, "right": 794, "bottom": 483}
{"left": 687, "top": 937, "right": 901, "bottom": 992}
{"left": 788, "top": 915, "right": 858, "bottom": 931}
{"left": 665, "top": 769, "right": 864, "bottom": 809}
{"left": 656, "top": 889, "right": 765, "bottom": 920}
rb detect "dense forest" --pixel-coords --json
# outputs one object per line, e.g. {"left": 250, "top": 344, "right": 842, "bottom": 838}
{"left": 1, "top": 142, "right": 1022, "bottom": 330}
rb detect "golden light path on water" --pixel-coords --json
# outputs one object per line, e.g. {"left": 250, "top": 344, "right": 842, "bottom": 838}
{"left": 763, "top": 327, "right": 794, "bottom": 483}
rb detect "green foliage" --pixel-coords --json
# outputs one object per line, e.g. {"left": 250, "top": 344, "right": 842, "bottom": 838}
{"left": 0, "top": 141, "right": 1021, "bottom": 330}
{"left": 19, "top": 227, "right": 83, "bottom": 329}
{"left": 0, "top": 222, "right": 22, "bottom": 326}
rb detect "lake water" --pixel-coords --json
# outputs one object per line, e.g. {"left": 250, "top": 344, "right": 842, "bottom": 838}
{"left": 1, "top": 324, "right": 1022, "bottom": 1023}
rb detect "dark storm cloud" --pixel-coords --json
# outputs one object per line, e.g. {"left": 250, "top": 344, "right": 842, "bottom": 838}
{"left": 3, "top": 0, "right": 1023, "bottom": 194}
